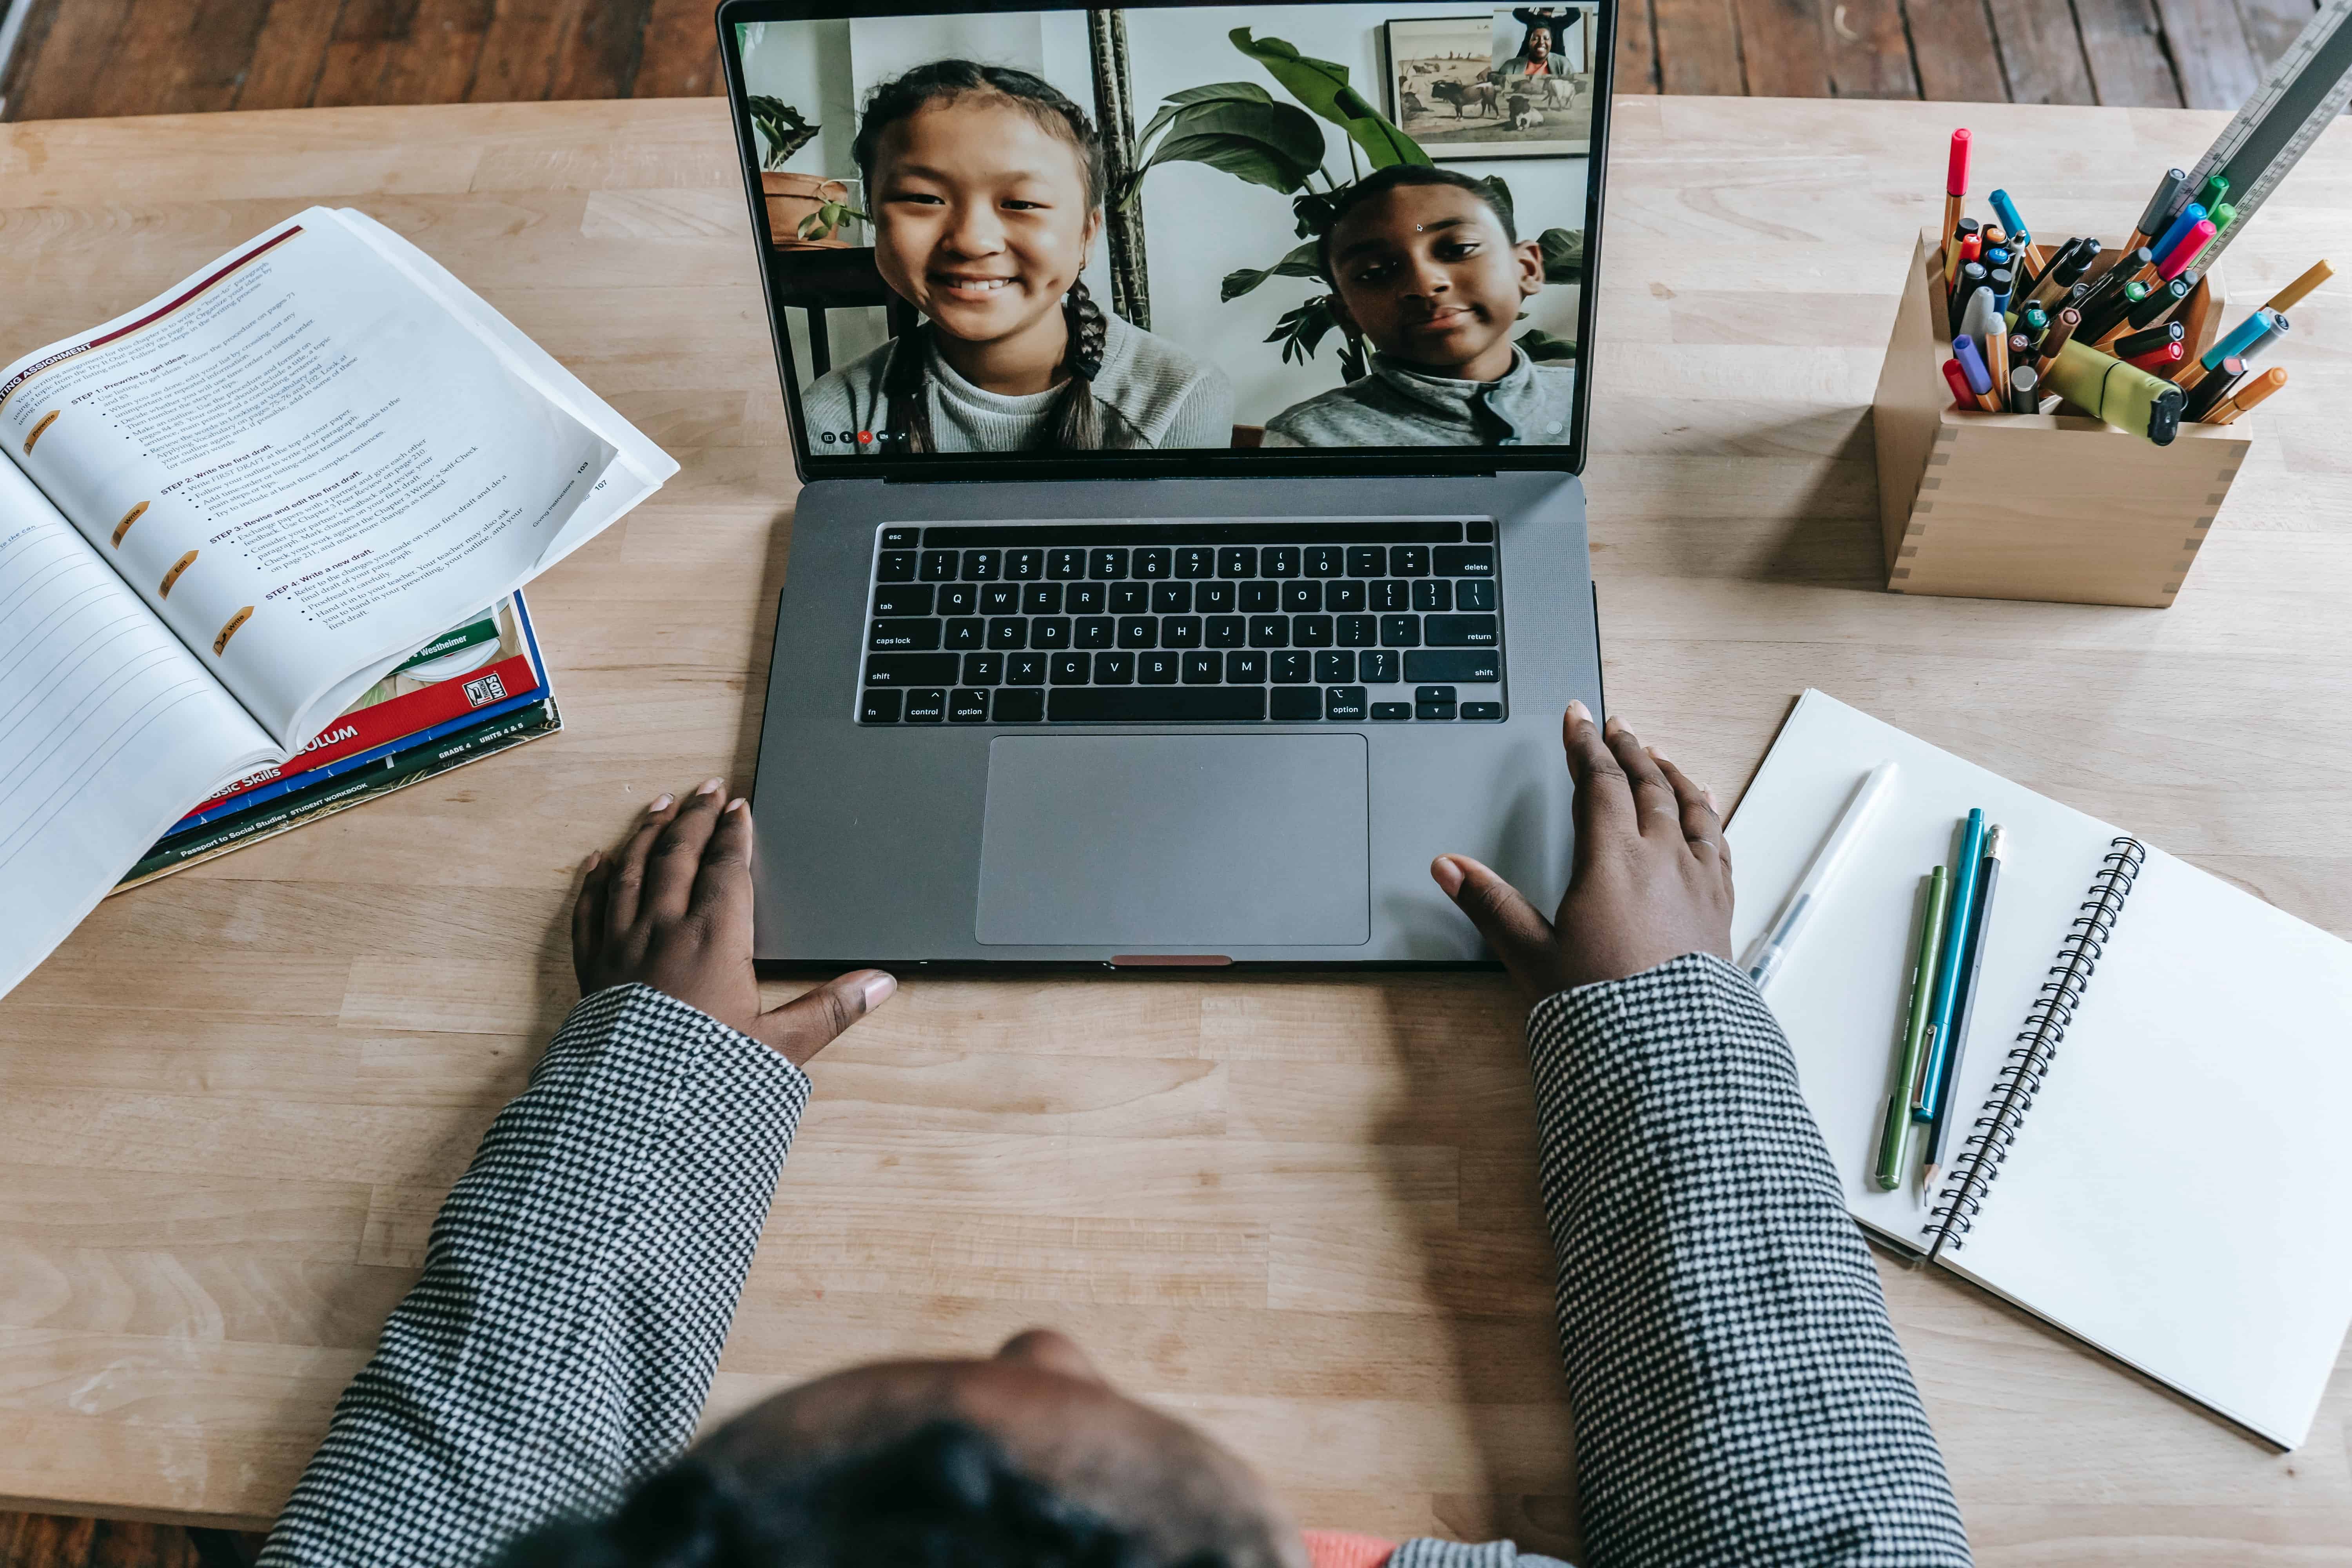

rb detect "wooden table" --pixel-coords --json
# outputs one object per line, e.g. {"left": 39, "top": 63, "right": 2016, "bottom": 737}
{"left": 1, "top": 96, "right": 2347, "bottom": 1564}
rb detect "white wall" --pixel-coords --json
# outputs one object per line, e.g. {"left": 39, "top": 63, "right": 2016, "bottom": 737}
{"left": 738, "top": 8, "right": 1592, "bottom": 426}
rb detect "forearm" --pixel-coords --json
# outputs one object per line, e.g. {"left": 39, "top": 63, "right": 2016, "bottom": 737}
{"left": 258, "top": 984, "right": 810, "bottom": 1568}
{"left": 1528, "top": 954, "right": 1969, "bottom": 1567}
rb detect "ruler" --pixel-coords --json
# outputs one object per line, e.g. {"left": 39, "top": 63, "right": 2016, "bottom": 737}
{"left": 2184, "top": 0, "right": 2352, "bottom": 271}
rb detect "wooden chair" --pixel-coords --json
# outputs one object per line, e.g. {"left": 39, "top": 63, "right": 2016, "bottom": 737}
{"left": 765, "top": 246, "right": 916, "bottom": 376}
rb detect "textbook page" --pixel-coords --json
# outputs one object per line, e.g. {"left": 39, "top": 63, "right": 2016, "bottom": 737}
{"left": 0, "top": 460, "right": 277, "bottom": 999}
{"left": 0, "top": 209, "right": 661, "bottom": 752}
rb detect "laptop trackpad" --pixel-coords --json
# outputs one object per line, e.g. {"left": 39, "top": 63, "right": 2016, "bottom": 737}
{"left": 976, "top": 733, "right": 1369, "bottom": 947}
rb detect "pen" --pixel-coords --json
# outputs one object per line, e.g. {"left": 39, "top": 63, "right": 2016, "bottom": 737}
{"left": 2179, "top": 308, "right": 2287, "bottom": 392}
{"left": 2150, "top": 202, "right": 2208, "bottom": 269}
{"left": 1742, "top": 761, "right": 1898, "bottom": 991}
{"left": 2175, "top": 275, "right": 2216, "bottom": 357}
{"left": 2111, "top": 319, "right": 2184, "bottom": 360}
{"left": 2083, "top": 280, "right": 2148, "bottom": 345}
{"left": 1941, "top": 355, "right": 1978, "bottom": 410}
{"left": 1986, "top": 322, "right": 2011, "bottom": 403}
{"left": 1925, "top": 825, "right": 2006, "bottom": 1189}
{"left": 2033, "top": 306, "right": 2079, "bottom": 377}
{"left": 1944, "top": 217, "right": 1980, "bottom": 287}
{"left": 2207, "top": 366, "right": 2287, "bottom": 426}
{"left": 2007, "top": 363, "right": 2039, "bottom": 413}
{"left": 2156, "top": 219, "right": 2215, "bottom": 282}
{"left": 2019, "top": 303, "right": 2050, "bottom": 348}
{"left": 2197, "top": 172, "right": 2229, "bottom": 213}
{"left": 1952, "top": 334, "right": 2001, "bottom": 412}
{"left": 2125, "top": 276, "right": 2192, "bottom": 334}
{"left": 1876, "top": 865, "right": 1949, "bottom": 1191}
{"left": 1985, "top": 265, "right": 2014, "bottom": 317}
{"left": 2262, "top": 259, "right": 2333, "bottom": 314}
{"left": 1942, "top": 129, "right": 1971, "bottom": 272}
{"left": 2127, "top": 168, "right": 2186, "bottom": 252}
{"left": 1989, "top": 189, "right": 2027, "bottom": 249}
{"left": 2126, "top": 341, "right": 2185, "bottom": 373}
{"left": 1913, "top": 808, "right": 1986, "bottom": 1118}
{"left": 1949, "top": 261, "right": 1987, "bottom": 332}
{"left": 2180, "top": 354, "right": 2246, "bottom": 421}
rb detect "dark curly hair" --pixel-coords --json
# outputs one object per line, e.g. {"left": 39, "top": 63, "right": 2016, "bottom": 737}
{"left": 495, "top": 1419, "right": 1240, "bottom": 1568}
{"left": 851, "top": 61, "right": 1135, "bottom": 453}
{"left": 1315, "top": 164, "right": 1519, "bottom": 283}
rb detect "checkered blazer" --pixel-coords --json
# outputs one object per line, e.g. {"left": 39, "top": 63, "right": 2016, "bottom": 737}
{"left": 256, "top": 958, "right": 1970, "bottom": 1568}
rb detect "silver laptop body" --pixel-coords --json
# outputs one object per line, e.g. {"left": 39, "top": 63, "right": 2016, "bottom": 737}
{"left": 720, "top": 0, "right": 1615, "bottom": 965}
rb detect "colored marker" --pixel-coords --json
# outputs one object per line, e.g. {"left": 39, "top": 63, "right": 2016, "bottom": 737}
{"left": 2180, "top": 355, "right": 2246, "bottom": 421}
{"left": 2111, "top": 320, "right": 2184, "bottom": 360}
{"left": 2263, "top": 259, "right": 2333, "bottom": 314}
{"left": 2034, "top": 306, "right": 2080, "bottom": 376}
{"left": 2151, "top": 202, "right": 2208, "bottom": 268}
{"left": 1942, "top": 129, "right": 1971, "bottom": 269}
{"left": 2126, "top": 341, "right": 2185, "bottom": 373}
{"left": 1942, "top": 355, "right": 1979, "bottom": 410}
{"left": 2157, "top": 220, "right": 2215, "bottom": 281}
{"left": 2007, "top": 363, "right": 2040, "bottom": 414}
{"left": 2207, "top": 367, "right": 2287, "bottom": 426}
{"left": 2128, "top": 168, "right": 2186, "bottom": 250}
{"left": 1989, "top": 189, "right": 2027, "bottom": 247}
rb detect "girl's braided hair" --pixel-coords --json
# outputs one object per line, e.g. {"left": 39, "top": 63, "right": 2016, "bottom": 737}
{"left": 496, "top": 1419, "right": 1240, "bottom": 1567}
{"left": 852, "top": 61, "right": 1133, "bottom": 452}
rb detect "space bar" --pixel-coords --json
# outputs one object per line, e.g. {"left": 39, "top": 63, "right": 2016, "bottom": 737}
{"left": 1047, "top": 688, "right": 1267, "bottom": 722}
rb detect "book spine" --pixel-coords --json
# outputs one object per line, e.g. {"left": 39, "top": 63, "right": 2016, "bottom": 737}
{"left": 1924, "top": 836, "right": 2146, "bottom": 1259}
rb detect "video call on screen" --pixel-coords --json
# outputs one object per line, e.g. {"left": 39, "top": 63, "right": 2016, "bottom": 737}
{"left": 738, "top": 4, "right": 1597, "bottom": 457}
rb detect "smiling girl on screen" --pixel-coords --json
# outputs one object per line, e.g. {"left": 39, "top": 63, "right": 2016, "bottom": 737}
{"left": 801, "top": 62, "right": 1233, "bottom": 454}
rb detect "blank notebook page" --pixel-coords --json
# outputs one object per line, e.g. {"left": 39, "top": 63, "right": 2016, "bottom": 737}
{"left": 1945, "top": 844, "right": 2352, "bottom": 1448}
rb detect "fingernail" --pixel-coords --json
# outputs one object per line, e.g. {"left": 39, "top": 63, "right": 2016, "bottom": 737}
{"left": 1430, "top": 855, "right": 1466, "bottom": 897}
{"left": 697, "top": 777, "right": 724, "bottom": 796}
{"left": 581, "top": 849, "right": 601, "bottom": 871}
{"left": 859, "top": 971, "right": 898, "bottom": 1009}
{"left": 647, "top": 793, "right": 674, "bottom": 813}
{"left": 1567, "top": 700, "right": 1591, "bottom": 723}
{"left": 1646, "top": 744, "right": 1670, "bottom": 765}
{"left": 726, "top": 796, "right": 749, "bottom": 814}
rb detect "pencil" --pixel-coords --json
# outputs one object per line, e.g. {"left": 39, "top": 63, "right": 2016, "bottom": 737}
{"left": 2263, "top": 259, "right": 2333, "bottom": 315}
{"left": 2208, "top": 367, "right": 2287, "bottom": 425}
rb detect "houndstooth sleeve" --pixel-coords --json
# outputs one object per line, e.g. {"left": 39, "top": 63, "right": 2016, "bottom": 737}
{"left": 1526, "top": 954, "right": 1971, "bottom": 1568}
{"left": 256, "top": 983, "right": 810, "bottom": 1568}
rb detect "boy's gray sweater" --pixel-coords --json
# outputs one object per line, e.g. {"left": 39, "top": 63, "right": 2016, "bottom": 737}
{"left": 1263, "top": 345, "right": 1577, "bottom": 448}
{"left": 801, "top": 311, "right": 1236, "bottom": 452}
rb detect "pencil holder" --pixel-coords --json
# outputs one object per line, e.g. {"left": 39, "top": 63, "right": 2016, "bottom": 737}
{"left": 1872, "top": 229, "right": 2252, "bottom": 608}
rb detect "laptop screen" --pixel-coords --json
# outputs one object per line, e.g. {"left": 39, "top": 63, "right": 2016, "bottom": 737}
{"left": 720, "top": 1, "right": 1608, "bottom": 472}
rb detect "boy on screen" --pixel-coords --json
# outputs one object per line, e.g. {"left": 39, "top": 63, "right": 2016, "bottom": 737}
{"left": 1263, "top": 166, "right": 1576, "bottom": 449}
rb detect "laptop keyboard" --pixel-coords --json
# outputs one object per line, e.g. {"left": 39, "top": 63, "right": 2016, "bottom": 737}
{"left": 858, "top": 521, "right": 1504, "bottom": 725}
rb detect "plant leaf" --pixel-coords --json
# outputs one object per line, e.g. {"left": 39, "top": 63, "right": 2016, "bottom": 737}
{"left": 1223, "top": 240, "right": 1325, "bottom": 301}
{"left": 1136, "top": 80, "right": 1271, "bottom": 155}
{"left": 1538, "top": 227, "right": 1584, "bottom": 283}
{"left": 1292, "top": 190, "right": 1336, "bottom": 239}
{"left": 1265, "top": 297, "right": 1346, "bottom": 364}
{"left": 1145, "top": 97, "right": 1327, "bottom": 174}
{"left": 1134, "top": 127, "right": 1321, "bottom": 199}
{"left": 1229, "top": 27, "right": 1432, "bottom": 171}
{"left": 1517, "top": 327, "right": 1578, "bottom": 361}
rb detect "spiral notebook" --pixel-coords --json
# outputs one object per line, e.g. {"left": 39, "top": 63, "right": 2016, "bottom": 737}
{"left": 1727, "top": 691, "right": 2352, "bottom": 1449}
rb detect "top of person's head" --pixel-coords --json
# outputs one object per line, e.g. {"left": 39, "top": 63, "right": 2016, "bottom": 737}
{"left": 1317, "top": 164, "right": 1518, "bottom": 281}
{"left": 497, "top": 1417, "right": 1280, "bottom": 1568}
{"left": 850, "top": 61, "right": 1107, "bottom": 211}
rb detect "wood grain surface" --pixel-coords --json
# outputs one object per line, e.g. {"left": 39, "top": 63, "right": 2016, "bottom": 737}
{"left": 1, "top": 96, "right": 2349, "bottom": 1563}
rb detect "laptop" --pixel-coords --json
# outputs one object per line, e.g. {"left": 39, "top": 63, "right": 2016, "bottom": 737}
{"left": 719, "top": 0, "right": 1612, "bottom": 965}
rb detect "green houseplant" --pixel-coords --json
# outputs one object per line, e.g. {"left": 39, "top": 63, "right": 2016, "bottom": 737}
{"left": 747, "top": 95, "right": 868, "bottom": 247}
{"left": 1121, "top": 29, "right": 1582, "bottom": 381}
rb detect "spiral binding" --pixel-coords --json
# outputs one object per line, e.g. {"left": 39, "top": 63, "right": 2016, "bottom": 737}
{"left": 1924, "top": 836, "right": 2146, "bottom": 1259}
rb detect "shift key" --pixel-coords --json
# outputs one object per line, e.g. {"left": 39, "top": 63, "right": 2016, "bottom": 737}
{"left": 1404, "top": 650, "right": 1499, "bottom": 682}
{"left": 1423, "top": 615, "right": 1498, "bottom": 646}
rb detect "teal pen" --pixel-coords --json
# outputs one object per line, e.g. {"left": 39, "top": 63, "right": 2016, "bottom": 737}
{"left": 1912, "top": 808, "right": 1986, "bottom": 1120}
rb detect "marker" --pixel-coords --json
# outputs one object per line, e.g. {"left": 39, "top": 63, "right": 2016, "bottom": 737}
{"left": 1951, "top": 334, "right": 2002, "bottom": 412}
{"left": 2007, "top": 363, "right": 2040, "bottom": 414}
{"left": 2207, "top": 366, "right": 2287, "bottom": 426}
{"left": 1989, "top": 189, "right": 2027, "bottom": 246}
{"left": 1925, "top": 824, "right": 2007, "bottom": 1192}
{"left": 1961, "top": 284, "right": 2004, "bottom": 349}
{"left": 2150, "top": 202, "right": 2209, "bottom": 269}
{"left": 1942, "top": 355, "right": 1979, "bottom": 410}
{"left": 2182, "top": 307, "right": 2287, "bottom": 392}
{"left": 1986, "top": 320, "right": 2011, "bottom": 402}
{"left": 2127, "top": 168, "right": 2187, "bottom": 250}
{"left": 1741, "top": 762, "right": 1898, "bottom": 992}
{"left": 2018, "top": 303, "right": 2051, "bottom": 350}
{"left": 2125, "top": 276, "right": 2192, "bottom": 333}
{"left": 1876, "top": 866, "right": 1949, "bottom": 1192}
{"left": 1949, "top": 260, "right": 1988, "bottom": 332}
{"left": 2034, "top": 306, "right": 2080, "bottom": 377}
{"left": 2176, "top": 274, "right": 2217, "bottom": 359}
{"left": 2081, "top": 246, "right": 2152, "bottom": 311}
{"left": 2197, "top": 172, "right": 2229, "bottom": 213}
{"left": 2084, "top": 280, "right": 2149, "bottom": 344}
{"left": 1985, "top": 265, "right": 2014, "bottom": 318}
{"left": 1913, "top": 809, "right": 1987, "bottom": 1118}
{"left": 1942, "top": 129, "right": 1971, "bottom": 270}
{"left": 2180, "top": 355, "right": 2246, "bottom": 421}
{"left": 2157, "top": 219, "right": 2215, "bottom": 281}
{"left": 2262, "top": 259, "right": 2333, "bottom": 314}
{"left": 1944, "top": 216, "right": 1980, "bottom": 287}
{"left": 2111, "top": 319, "right": 2185, "bottom": 360}
{"left": 2126, "top": 341, "right": 2186, "bottom": 373}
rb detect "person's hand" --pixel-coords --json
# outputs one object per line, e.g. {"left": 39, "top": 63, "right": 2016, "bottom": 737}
{"left": 572, "top": 779, "right": 895, "bottom": 1066}
{"left": 1431, "top": 701, "right": 1733, "bottom": 1001}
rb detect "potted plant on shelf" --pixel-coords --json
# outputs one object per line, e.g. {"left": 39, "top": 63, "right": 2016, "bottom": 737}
{"left": 748, "top": 96, "right": 867, "bottom": 249}
{"left": 1120, "top": 30, "right": 1581, "bottom": 381}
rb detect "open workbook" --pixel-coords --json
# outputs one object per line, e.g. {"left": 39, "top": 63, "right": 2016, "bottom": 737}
{"left": 0, "top": 207, "right": 677, "bottom": 998}
{"left": 1728, "top": 691, "right": 2352, "bottom": 1449}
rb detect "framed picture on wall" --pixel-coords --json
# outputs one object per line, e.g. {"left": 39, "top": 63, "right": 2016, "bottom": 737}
{"left": 1381, "top": 8, "right": 1597, "bottom": 159}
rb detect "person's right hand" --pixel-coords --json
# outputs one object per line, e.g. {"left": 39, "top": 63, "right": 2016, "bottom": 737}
{"left": 1431, "top": 700, "right": 1734, "bottom": 1002}
{"left": 572, "top": 779, "right": 895, "bottom": 1067}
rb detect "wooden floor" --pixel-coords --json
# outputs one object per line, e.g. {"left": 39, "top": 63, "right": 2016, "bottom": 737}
{"left": 0, "top": 0, "right": 2330, "bottom": 121}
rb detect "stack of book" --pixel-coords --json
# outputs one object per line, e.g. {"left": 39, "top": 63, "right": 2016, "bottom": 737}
{"left": 117, "top": 593, "right": 561, "bottom": 888}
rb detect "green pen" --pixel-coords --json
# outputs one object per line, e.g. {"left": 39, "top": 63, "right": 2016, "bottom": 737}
{"left": 1875, "top": 866, "right": 1949, "bottom": 1190}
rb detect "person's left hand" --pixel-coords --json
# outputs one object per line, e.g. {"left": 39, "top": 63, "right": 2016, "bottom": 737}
{"left": 572, "top": 779, "right": 895, "bottom": 1067}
